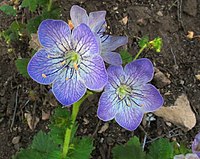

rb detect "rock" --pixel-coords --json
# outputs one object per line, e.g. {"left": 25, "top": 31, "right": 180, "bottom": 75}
{"left": 183, "top": 0, "right": 197, "bottom": 16}
{"left": 156, "top": 11, "right": 163, "bottom": 17}
{"left": 12, "top": 136, "right": 21, "bottom": 145}
{"left": 195, "top": 74, "right": 200, "bottom": 81}
{"left": 41, "top": 110, "right": 50, "bottom": 120}
{"left": 120, "top": 16, "right": 128, "bottom": 25}
{"left": 154, "top": 94, "right": 196, "bottom": 131}
{"left": 154, "top": 68, "right": 171, "bottom": 88}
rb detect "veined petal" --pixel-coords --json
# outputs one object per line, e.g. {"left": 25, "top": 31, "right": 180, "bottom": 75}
{"left": 79, "top": 55, "right": 108, "bottom": 91}
{"left": 97, "top": 92, "right": 119, "bottom": 121}
{"left": 89, "top": 11, "right": 106, "bottom": 33}
{"left": 52, "top": 70, "right": 86, "bottom": 106}
{"left": 27, "top": 49, "right": 64, "bottom": 85}
{"left": 192, "top": 132, "right": 200, "bottom": 158}
{"left": 38, "top": 19, "right": 71, "bottom": 52}
{"left": 124, "top": 58, "right": 154, "bottom": 86}
{"left": 70, "top": 5, "right": 89, "bottom": 28}
{"left": 131, "top": 84, "right": 163, "bottom": 112}
{"left": 101, "top": 35, "right": 128, "bottom": 52}
{"left": 115, "top": 104, "right": 143, "bottom": 131}
{"left": 185, "top": 154, "right": 199, "bottom": 159}
{"left": 104, "top": 65, "right": 124, "bottom": 92}
{"left": 72, "top": 24, "right": 99, "bottom": 56}
{"left": 101, "top": 51, "right": 122, "bottom": 65}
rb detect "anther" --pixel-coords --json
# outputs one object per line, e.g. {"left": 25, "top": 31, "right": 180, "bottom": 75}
{"left": 73, "top": 63, "right": 78, "bottom": 70}
{"left": 66, "top": 77, "right": 69, "bottom": 81}
{"left": 61, "top": 61, "right": 66, "bottom": 65}
{"left": 42, "top": 74, "right": 47, "bottom": 78}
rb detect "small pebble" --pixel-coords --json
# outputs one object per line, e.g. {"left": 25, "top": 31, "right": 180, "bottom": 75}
{"left": 12, "top": 136, "right": 21, "bottom": 145}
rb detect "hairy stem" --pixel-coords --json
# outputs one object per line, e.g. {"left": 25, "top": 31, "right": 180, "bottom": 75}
{"left": 62, "top": 91, "right": 93, "bottom": 159}
{"left": 134, "top": 44, "right": 147, "bottom": 60}
{"left": 47, "top": 0, "right": 53, "bottom": 12}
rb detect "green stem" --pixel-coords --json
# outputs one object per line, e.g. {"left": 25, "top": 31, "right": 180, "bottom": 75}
{"left": 62, "top": 91, "right": 93, "bottom": 159}
{"left": 47, "top": 0, "right": 53, "bottom": 12}
{"left": 133, "top": 44, "right": 147, "bottom": 60}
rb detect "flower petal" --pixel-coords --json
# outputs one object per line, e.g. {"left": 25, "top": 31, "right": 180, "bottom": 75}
{"left": 38, "top": 19, "right": 71, "bottom": 52}
{"left": 79, "top": 55, "right": 107, "bottom": 91}
{"left": 70, "top": 5, "right": 89, "bottom": 28}
{"left": 72, "top": 23, "right": 99, "bottom": 56}
{"left": 192, "top": 132, "right": 200, "bottom": 158}
{"left": 52, "top": 71, "right": 86, "bottom": 106}
{"left": 124, "top": 58, "right": 154, "bottom": 86}
{"left": 132, "top": 84, "right": 163, "bottom": 112}
{"left": 104, "top": 65, "right": 124, "bottom": 92}
{"left": 101, "top": 51, "right": 122, "bottom": 65}
{"left": 101, "top": 35, "right": 128, "bottom": 52}
{"left": 185, "top": 154, "right": 199, "bottom": 159}
{"left": 97, "top": 92, "right": 119, "bottom": 121}
{"left": 27, "top": 49, "right": 64, "bottom": 85}
{"left": 115, "top": 104, "right": 143, "bottom": 131}
{"left": 89, "top": 11, "right": 106, "bottom": 33}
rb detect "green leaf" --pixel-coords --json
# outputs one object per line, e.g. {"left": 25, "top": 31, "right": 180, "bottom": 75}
{"left": 147, "top": 138, "right": 173, "bottom": 159}
{"left": 36, "top": 0, "right": 49, "bottom": 7}
{"left": 173, "top": 142, "right": 191, "bottom": 156}
{"left": 13, "top": 149, "right": 42, "bottom": 159}
{"left": 26, "top": 16, "right": 43, "bottom": 34}
{"left": 31, "top": 131, "right": 59, "bottom": 153}
{"left": 120, "top": 50, "right": 133, "bottom": 65}
{"left": 21, "top": 0, "right": 37, "bottom": 12}
{"left": 138, "top": 36, "right": 149, "bottom": 48}
{"left": 15, "top": 58, "right": 30, "bottom": 78}
{"left": 112, "top": 136, "right": 146, "bottom": 159}
{"left": 49, "top": 107, "right": 72, "bottom": 145}
{"left": 0, "top": 5, "right": 16, "bottom": 16}
{"left": 68, "top": 137, "right": 94, "bottom": 159}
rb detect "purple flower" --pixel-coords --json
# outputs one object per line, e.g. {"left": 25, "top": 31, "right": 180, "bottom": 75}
{"left": 97, "top": 58, "right": 163, "bottom": 131}
{"left": 70, "top": 5, "right": 128, "bottom": 66}
{"left": 192, "top": 132, "right": 200, "bottom": 157}
{"left": 27, "top": 20, "right": 108, "bottom": 106}
{"left": 174, "top": 154, "right": 199, "bottom": 159}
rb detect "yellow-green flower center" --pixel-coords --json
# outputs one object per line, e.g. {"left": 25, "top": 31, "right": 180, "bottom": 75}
{"left": 65, "top": 50, "right": 81, "bottom": 70}
{"left": 117, "top": 84, "right": 131, "bottom": 100}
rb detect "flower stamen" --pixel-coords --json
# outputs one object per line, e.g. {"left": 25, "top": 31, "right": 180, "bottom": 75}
{"left": 42, "top": 74, "right": 47, "bottom": 78}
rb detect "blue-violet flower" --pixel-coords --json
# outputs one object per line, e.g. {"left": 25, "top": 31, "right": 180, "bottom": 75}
{"left": 97, "top": 58, "right": 163, "bottom": 131}
{"left": 174, "top": 153, "right": 199, "bottom": 159}
{"left": 192, "top": 131, "right": 200, "bottom": 158}
{"left": 70, "top": 5, "right": 128, "bottom": 65}
{"left": 28, "top": 20, "right": 108, "bottom": 106}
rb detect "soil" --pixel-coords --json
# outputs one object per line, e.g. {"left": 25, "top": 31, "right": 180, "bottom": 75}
{"left": 0, "top": 0, "right": 200, "bottom": 159}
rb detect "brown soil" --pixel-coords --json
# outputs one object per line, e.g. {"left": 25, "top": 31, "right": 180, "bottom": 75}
{"left": 0, "top": 0, "right": 200, "bottom": 159}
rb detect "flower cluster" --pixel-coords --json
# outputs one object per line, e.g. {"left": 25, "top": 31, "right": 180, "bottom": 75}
{"left": 27, "top": 5, "right": 163, "bottom": 131}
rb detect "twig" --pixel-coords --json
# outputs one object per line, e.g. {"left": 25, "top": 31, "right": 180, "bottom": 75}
{"left": 10, "top": 86, "right": 19, "bottom": 131}
{"left": 170, "top": 47, "right": 178, "bottom": 66}
{"left": 92, "top": 120, "right": 101, "bottom": 137}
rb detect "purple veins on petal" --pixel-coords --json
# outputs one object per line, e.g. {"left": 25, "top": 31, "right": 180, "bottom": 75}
{"left": 72, "top": 23, "right": 99, "bottom": 56}
{"left": 101, "top": 35, "right": 128, "bottom": 53}
{"left": 192, "top": 132, "right": 200, "bottom": 158}
{"left": 52, "top": 70, "right": 86, "bottom": 106}
{"left": 27, "top": 49, "right": 65, "bottom": 85}
{"left": 70, "top": 5, "right": 89, "bottom": 28}
{"left": 38, "top": 19, "right": 71, "bottom": 51}
{"left": 101, "top": 51, "right": 122, "bottom": 66}
{"left": 79, "top": 55, "right": 108, "bottom": 91}
{"left": 97, "top": 58, "right": 163, "bottom": 131}
{"left": 124, "top": 58, "right": 154, "bottom": 86}
{"left": 97, "top": 92, "right": 119, "bottom": 121}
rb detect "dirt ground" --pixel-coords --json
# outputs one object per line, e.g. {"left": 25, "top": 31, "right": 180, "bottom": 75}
{"left": 0, "top": 0, "right": 200, "bottom": 159}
